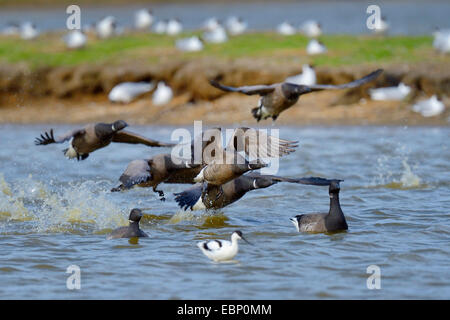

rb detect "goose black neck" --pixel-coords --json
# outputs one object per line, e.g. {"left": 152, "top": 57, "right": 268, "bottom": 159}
{"left": 326, "top": 190, "right": 347, "bottom": 229}
{"left": 129, "top": 221, "right": 141, "bottom": 231}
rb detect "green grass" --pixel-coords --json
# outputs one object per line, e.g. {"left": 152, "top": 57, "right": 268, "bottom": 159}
{"left": 0, "top": 32, "right": 441, "bottom": 68}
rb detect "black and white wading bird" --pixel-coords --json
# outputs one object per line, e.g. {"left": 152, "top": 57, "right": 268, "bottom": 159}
{"left": 210, "top": 69, "right": 383, "bottom": 122}
{"left": 35, "top": 120, "right": 174, "bottom": 161}
{"left": 197, "top": 230, "right": 251, "bottom": 262}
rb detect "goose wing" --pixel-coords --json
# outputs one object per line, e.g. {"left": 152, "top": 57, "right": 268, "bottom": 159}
{"left": 112, "top": 130, "right": 175, "bottom": 147}
{"left": 307, "top": 69, "right": 383, "bottom": 92}
{"left": 209, "top": 80, "right": 277, "bottom": 96}
{"left": 226, "top": 127, "right": 298, "bottom": 159}
{"left": 118, "top": 159, "right": 152, "bottom": 189}
{"left": 34, "top": 128, "right": 85, "bottom": 145}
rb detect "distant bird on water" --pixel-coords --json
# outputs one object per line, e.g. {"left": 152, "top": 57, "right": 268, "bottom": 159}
{"left": 107, "top": 208, "right": 149, "bottom": 239}
{"left": 35, "top": 120, "right": 174, "bottom": 161}
{"left": 210, "top": 69, "right": 383, "bottom": 121}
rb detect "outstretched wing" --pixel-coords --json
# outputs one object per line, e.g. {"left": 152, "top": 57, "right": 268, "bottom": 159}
{"left": 34, "top": 128, "right": 85, "bottom": 145}
{"left": 118, "top": 159, "right": 152, "bottom": 189}
{"left": 209, "top": 80, "right": 277, "bottom": 96}
{"left": 227, "top": 127, "right": 298, "bottom": 159}
{"left": 112, "top": 130, "right": 175, "bottom": 147}
{"left": 174, "top": 183, "right": 203, "bottom": 211}
{"left": 308, "top": 69, "right": 383, "bottom": 92}
{"left": 244, "top": 173, "right": 342, "bottom": 185}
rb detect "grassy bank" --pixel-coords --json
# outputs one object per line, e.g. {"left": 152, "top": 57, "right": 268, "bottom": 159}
{"left": 0, "top": 32, "right": 443, "bottom": 68}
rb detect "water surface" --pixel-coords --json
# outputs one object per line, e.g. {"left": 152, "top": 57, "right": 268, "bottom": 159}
{"left": 0, "top": 124, "right": 449, "bottom": 299}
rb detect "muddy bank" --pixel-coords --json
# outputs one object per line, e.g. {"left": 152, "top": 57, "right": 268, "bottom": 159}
{"left": 0, "top": 58, "right": 449, "bottom": 125}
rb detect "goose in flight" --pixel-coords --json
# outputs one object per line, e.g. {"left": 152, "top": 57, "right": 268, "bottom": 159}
{"left": 210, "top": 69, "right": 383, "bottom": 121}
{"left": 35, "top": 120, "right": 174, "bottom": 161}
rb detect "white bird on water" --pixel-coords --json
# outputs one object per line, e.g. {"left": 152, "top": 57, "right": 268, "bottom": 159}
{"left": 20, "top": 22, "right": 39, "bottom": 40}
{"left": 176, "top": 36, "right": 204, "bottom": 52}
{"left": 411, "top": 95, "right": 445, "bottom": 117}
{"left": 306, "top": 39, "right": 327, "bottom": 55}
{"left": 197, "top": 231, "right": 251, "bottom": 262}
{"left": 285, "top": 64, "right": 316, "bottom": 86}
{"left": 135, "top": 9, "right": 154, "bottom": 30}
{"left": 369, "top": 82, "right": 412, "bottom": 101}
{"left": 166, "top": 18, "right": 183, "bottom": 35}
{"left": 152, "top": 82, "right": 173, "bottom": 106}
{"left": 277, "top": 21, "right": 296, "bottom": 36}
{"left": 63, "top": 30, "right": 87, "bottom": 49}
{"left": 226, "top": 16, "right": 247, "bottom": 35}
{"left": 108, "top": 82, "right": 155, "bottom": 104}
{"left": 300, "top": 20, "right": 322, "bottom": 38}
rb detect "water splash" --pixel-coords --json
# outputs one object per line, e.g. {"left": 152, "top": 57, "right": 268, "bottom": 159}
{"left": 0, "top": 173, "right": 127, "bottom": 234}
{"left": 372, "top": 157, "right": 423, "bottom": 189}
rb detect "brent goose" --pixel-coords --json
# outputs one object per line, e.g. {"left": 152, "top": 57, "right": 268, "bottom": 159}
{"left": 35, "top": 120, "right": 174, "bottom": 161}
{"left": 175, "top": 174, "right": 334, "bottom": 211}
{"left": 111, "top": 153, "right": 202, "bottom": 201}
{"left": 290, "top": 179, "right": 348, "bottom": 233}
{"left": 210, "top": 69, "right": 383, "bottom": 121}
{"left": 107, "top": 208, "right": 149, "bottom": 239}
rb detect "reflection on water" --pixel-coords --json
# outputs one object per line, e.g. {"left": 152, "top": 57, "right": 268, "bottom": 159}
{"left": 0, "top": 124, "right": 449, "bottom": 299}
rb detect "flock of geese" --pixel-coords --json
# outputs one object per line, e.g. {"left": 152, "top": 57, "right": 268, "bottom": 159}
{"left": 34, "top": 69, "right": 381, "bottom": 261}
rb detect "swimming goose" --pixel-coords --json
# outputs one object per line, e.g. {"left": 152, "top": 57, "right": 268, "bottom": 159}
{"left": 176, "top": 36, "right": 204, "bottom": 52}
{"left": 277, "top": 21, "right": 296, "bottom": 36}
{"left": 108, "top": 82, "right": 155, "bottom": 103}
{"left": 226, "top": 16, "right": 247, "bottom": 35}
{"left": 107, "top": 208, "right": 149, "bottom": 239}
{"left": 290, "top": 179, "right": 348, "bottom": 233}
{"left": 411, "top": 95, "right": 445, "bottom": 117}
{"left": 35, "top": 120, "right": 174, "bottom": 161}
{"left": 285, "top": 64, "right": 316, "bottom": 86}
{"left": 175, "top": 174, "right": 333, "bottom": 211}
{"left": 134, "top": 9, "right": 154, "bottom": 30}
{"left": 111, "top": 153, "right": 202, "bottom": 201}
{"left": 306, "top": 39, "right": 327, "bottom": 55}
{"left": 63, "top": 30, "right": 87, "bottom": 49}
{"left": 197, "top": 230, "right": 250, "bottom": 262}
{"left": 95, "top": 16, "right": 117, "bottom": 39}
{"left": 300, "top": 20, "right": 322, "bottom": 38}
{"left": 20, "top": 22, "right": 39, "bottom": 40}
{"left": 203, "top": 26, "right": 228, "bottom": 43}
{"left": 210, "top": 69, "right": 383, "bottom": 121}
{"left": 166, "top": 18, "right": 183, "bottom": 35}
{"left": 152, "top": 81, "right": 173, "bottom": 105}
{"left": 369, "top": 82, "right": 412, "bottom": 101}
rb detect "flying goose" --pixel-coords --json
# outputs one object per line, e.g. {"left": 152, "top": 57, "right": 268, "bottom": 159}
{"left": 210, "top": 69, "right": 383, "bottom": 121}
{"left": 110, "top": 153, "right": 202, "bottom": 201}
{"left": 290, "top": 179, "right": 348, "bottom": 233}
{"left": 107, "top": 208, "right": 149, "bottom": 239}
{"left": 35, "top": 120, "right": 174, "bottom": 161}
{"left": 175, "top": 174, "right": 335, "bottom": 211}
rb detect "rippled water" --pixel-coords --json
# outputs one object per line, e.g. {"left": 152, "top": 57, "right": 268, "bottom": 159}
{"left": 1, "top": 1, "right": 449, "bottom": 35}
{"left": 0, "top": 124, "right": 449, "bottom": 299}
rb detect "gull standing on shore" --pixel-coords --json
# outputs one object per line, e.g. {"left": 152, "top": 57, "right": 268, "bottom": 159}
{"left": 306, "top": 39, "right": 327, "bottom": 55}
{"left": 369, "top": 82, "right": 412, "bottom": 101}
{"left": 108, "top": 82, "right": 155, "bottom": 104}
{"left": 63, "top": 30, "right": 87, "bottom": 49}
{"left": 411, "top": 95, "right": 445, "bottom": 117}
{"left": 135, "top": 9, "right": 154, "bottom": 30}
{"left": 152, "top": 82, "right": 173, "bottom": 105}
{"left": 285, "top": 64, "right": 316, "bottom": 86}
{"left": 277, "top": 21, "right": 296, "bottom": 35}
{"left": 226, "top": 16, "right": 247, "bottom": 35}
{"left": 300, "top": 20, "right": 322, "bottom": 38}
